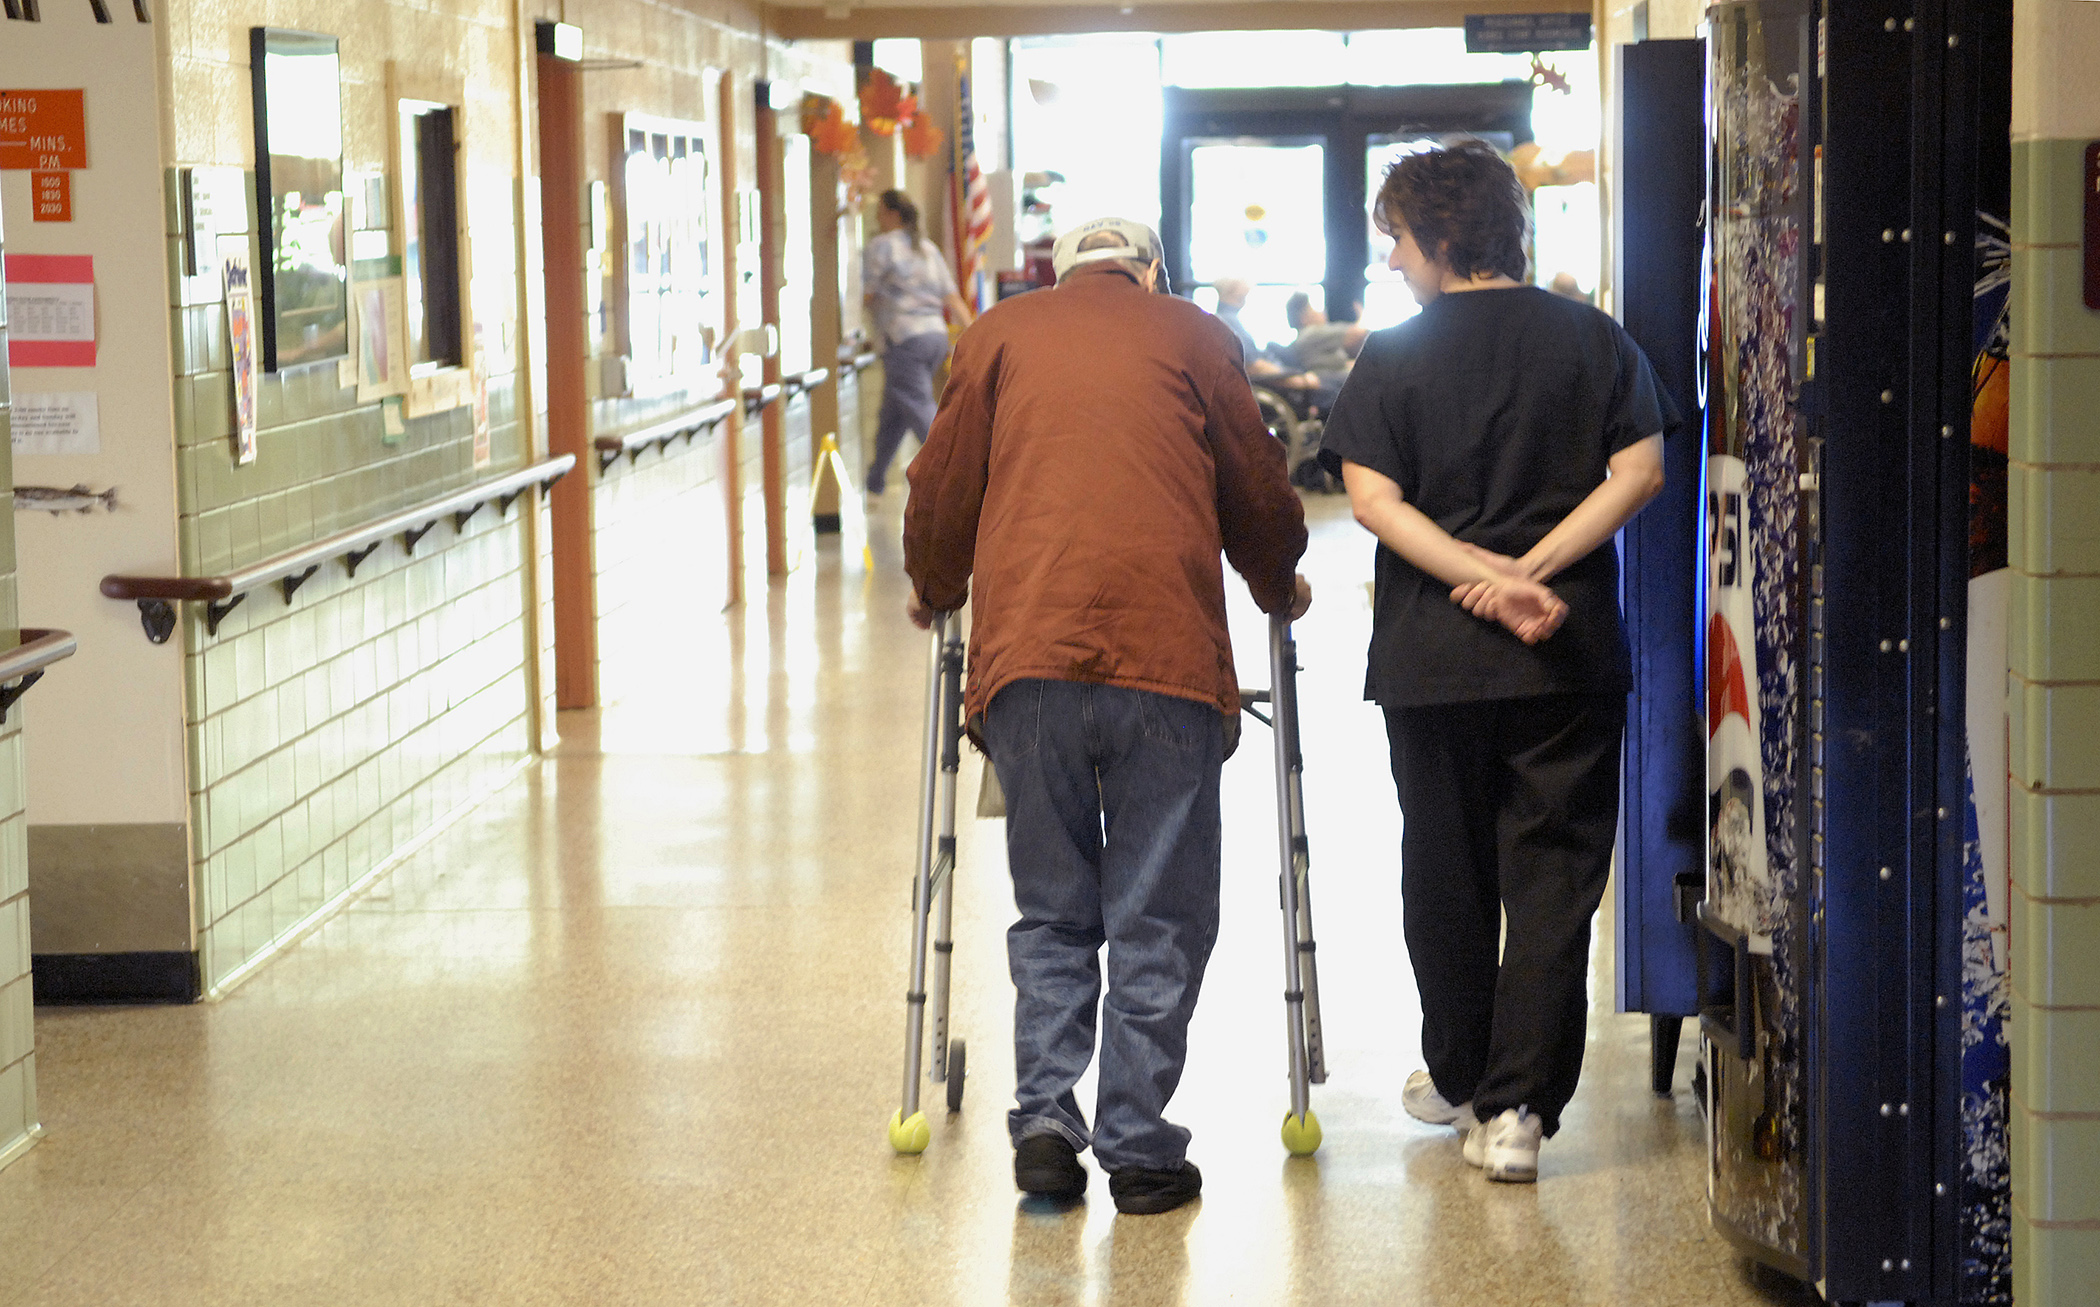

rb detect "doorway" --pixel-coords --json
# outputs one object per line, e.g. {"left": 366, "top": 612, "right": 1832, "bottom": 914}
{"left": 1160, "top": 84, "right": 1535, "bottom": 342}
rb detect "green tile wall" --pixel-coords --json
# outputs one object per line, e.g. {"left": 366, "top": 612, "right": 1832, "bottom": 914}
{"left": 161, "top": 170, "right": 541, "bottom": 993}
{"left": 0, "top": 220, "right": 38, "bottom": 1172}
{"left": 2008, "top": 131, "right": 2100, "bottom": 1304}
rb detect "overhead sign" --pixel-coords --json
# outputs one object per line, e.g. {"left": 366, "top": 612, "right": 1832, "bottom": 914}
{"left": 1464, "top": 13, "right": 1594, "bottom": 53}
{"left": 0, "top": 89, "right": 87, "bottom": 171}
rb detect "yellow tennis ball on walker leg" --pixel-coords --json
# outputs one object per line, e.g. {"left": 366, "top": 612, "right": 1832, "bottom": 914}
{"left": 1281, "top": 1110, "right": 1322, "bottom": 1156}
{"left": 889, "top": 1109, "right": 932, "bottom": 1154}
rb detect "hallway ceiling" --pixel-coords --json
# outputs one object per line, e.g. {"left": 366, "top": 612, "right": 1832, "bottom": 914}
{"left": 767, "top": 0, "right": 1592, "bottom": 41}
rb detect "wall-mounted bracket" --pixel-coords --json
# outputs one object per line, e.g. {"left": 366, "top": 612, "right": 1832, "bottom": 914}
{"left": 401, "top": 522, "right": 436, "bottom": 554}
{"left": 596, "top": 447, "right": 621, "bottom": 475}
{"left": 137, "top": 600, "right": 176, "bottom": 644}
{"left": 499, "top": 489, "right": 526, "bottom": 517}
{"left": 205, "top": 593, "right": 246, "bottom": 636}
{"left": 280, "top": 565, "right": 319, "bottom": 602}
{"left": 454, "top": 502, "right": 484, "bottom": 533}
{"left": 344, "top": 543, "right": 382, "bottom": 577}
{"left": 0, "top": 669, "right": 45, "bottom": 724}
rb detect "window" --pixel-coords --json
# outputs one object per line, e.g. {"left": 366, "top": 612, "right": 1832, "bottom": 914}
{"left": 398, "top": 99, "right": 462, "bottom": 372}
{"left": 618, "top": 114, "right": 720, "bottom": 394}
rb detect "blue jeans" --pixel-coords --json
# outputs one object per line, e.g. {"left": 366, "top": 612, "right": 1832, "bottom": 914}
{"left": 868, "top": 330, "right": 948, "bottom": 492}
{"left": 983, "top": 678, "right": 1224, "bottom": 1172}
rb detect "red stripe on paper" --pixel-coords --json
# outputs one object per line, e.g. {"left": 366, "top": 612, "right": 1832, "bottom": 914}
{"left": 7, "top": 340, "right": 96, "bottom": 367}
{"left": 2, "top": 253, "right": 94, "bottom": 284}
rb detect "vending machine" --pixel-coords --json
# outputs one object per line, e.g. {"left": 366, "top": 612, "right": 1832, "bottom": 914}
{"left": 1694, "top": 0, "right": 2012, "bottom": 1301}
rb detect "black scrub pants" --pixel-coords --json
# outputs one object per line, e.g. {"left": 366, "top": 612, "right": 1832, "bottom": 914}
{"left": 1384, "top": 692, "right": 1624, "bottom": 1137}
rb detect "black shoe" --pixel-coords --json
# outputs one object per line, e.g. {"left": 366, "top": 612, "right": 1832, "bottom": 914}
{"left": 1014, "top": 1134, "right": 1086, "bottom": 1200}
{"left": 1108, "top": 1161, "right": 1202, "bottom": 1215}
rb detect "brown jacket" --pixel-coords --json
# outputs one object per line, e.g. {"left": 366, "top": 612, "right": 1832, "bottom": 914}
{"left": 903, "top": 263, "right": 1307, "bottom": 723}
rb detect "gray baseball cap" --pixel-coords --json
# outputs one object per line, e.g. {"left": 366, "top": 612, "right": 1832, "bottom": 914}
{"left": 1050, "top": 216, "right": 1165, "bottom": 283}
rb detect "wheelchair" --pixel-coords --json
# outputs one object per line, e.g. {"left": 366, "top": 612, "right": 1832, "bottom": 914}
{"left": 1253, "top": 382, "right": 1342, "bottom": 494}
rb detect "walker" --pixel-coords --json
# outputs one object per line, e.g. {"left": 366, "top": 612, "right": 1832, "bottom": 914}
{"left": 887, "top": 611, "right": 967, "bottom": 1154}
{"left": 885, "top": 612, "right": 1328, "bottom": 1157}
{"left": 1242, "top": 615, "right": 1329, "bottom": 1155}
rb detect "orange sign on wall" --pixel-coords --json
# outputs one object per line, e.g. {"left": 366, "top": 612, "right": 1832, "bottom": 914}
{"left": 31, "top": 171, "right": 72, "bottom": 223}
{"left": 0, "top": 89, "right": 87, "bottom": 172}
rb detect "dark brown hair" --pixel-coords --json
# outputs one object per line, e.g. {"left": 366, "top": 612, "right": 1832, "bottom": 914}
{"left": 879, "top": 188, "right": 922, "bottom": 248}
{"left": 1372, "top": 140, "right": 1530, "bottom": 283}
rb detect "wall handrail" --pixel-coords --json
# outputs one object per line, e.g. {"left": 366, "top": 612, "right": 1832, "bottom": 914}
{"left": 782, "top": 367, "right": 830, "bottom": 397}
{"left": 837, "top": 343, "right": 878, "bottom": 373}
{"left": 740, "top": 381, "right": 784, "bottom": 418}
{"left": 101, "top": 455, "right": 576, "bottom": 643}
{"left": 0, "top": 628, "right": 79, "bottom": 724}
{"left": 591, "top": 397, "right": 738, "bottom": 475}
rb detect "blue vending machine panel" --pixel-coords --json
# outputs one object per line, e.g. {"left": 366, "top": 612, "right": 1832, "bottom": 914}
{"left": 1702, "top": 0, "right": 1812, "bottom": 1272}
{"left": 1612, "top": 37, "right": 1707, "bottom": 1033}
{"left": 1699, "top": 0, "right": 2013, "bottom": 1301}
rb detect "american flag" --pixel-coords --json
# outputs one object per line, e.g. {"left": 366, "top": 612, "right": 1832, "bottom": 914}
{"left": 953, "top": 51, "right": 994, "bottom": 303}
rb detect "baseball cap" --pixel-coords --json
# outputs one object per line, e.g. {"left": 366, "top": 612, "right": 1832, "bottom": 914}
{"left": 1050, "top": 216, "right": 1165, "bottom": 283}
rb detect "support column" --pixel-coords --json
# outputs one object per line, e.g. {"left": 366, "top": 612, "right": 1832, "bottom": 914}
{"left": 718, "top": 72, "right": 747, "bottom": 608}
{"left": 757, "top": 88, "right": 788, "bottom": 578}
{"left": 537, "top": 52, "right": 596, "bottom": 709}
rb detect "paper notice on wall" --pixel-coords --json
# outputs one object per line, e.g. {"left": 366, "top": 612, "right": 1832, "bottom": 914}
{"left": 219, "top": 236, "right": 259, "bottom": 465}
{"left": 9, "top": 391, "right": 100, "bottom": 455}
{"left": 2, "top": 253, "right": 96, "bottom": 366}
{"left": 472, "top": 352, "right": 491, "bottom": 468}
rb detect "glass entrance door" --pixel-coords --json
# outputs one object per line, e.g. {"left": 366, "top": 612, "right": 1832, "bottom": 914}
{"left": 1185, "top": 137, "right": 1326, "bottom": 350}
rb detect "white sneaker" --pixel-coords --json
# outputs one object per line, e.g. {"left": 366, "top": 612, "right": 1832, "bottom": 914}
{"left": 1462, "top": 1107, "right": 1543, "bottom": 1182}
{"left": 1402, "top": 1070, "right": 1478, "bottom": 1132}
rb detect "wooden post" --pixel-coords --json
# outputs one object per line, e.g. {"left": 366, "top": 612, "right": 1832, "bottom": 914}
{"left": 809, "top": 148, "right": 843, "bottom": 481}
{"left": 718, "top": 72, "right": 746, "bottom": 608}
{"left": 536, "top": 52, "right": 597, "bottom": 709}
{"left": 756, "top": 88, "right": 788, "bottom": 578}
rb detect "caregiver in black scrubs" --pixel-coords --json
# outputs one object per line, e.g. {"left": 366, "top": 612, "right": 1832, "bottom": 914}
{"left": 1319, "top": 140, "right": 1671, "bottom": 1184}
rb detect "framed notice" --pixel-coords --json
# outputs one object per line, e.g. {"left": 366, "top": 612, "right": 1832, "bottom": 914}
{"left": 353, "top": 275, "right": 409, "bottom": 400}
{"left": 220, "top": 237, "right": 261, "bottom": 464}
{"left": 2, "top": 254, "right": 95, "bottom": 367}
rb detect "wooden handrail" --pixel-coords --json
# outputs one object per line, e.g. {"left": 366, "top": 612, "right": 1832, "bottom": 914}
{"left": 101, "top": 455, "right": 575, "bottom": 643}
{"left": 782, "top": 367, "right": 830, "bottom": 397}
{"left": 0, "top": 628, "right": 78, "bottom": 724}
{"left": 740, "top": 381, "right": 783, "bottom": 418}
{"left": 590, "top": 397, "right": 737, "bottom": 475}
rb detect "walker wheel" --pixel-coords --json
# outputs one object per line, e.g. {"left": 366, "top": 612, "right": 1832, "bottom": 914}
{"left": 1281, "top": 1109, "right": 1323, "bottom": 1156}
{"left": 888, "top": 1109, "right": 931, "bottom": 1154}
{"left": 945, "top": 1039, "right": 967, "bottom": 1113}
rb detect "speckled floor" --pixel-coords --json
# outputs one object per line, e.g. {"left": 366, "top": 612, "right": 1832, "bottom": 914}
{"left": 0, "top": 495, "right": 1823, "bottom": 1305}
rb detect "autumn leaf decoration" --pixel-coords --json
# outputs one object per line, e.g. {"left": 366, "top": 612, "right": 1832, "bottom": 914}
{"left": 802, "top": 95, "right": 859, "bottom": 158}
{"left": 859, "top": 68, "right": 909, "bottom": 136}
{"left": 901, "top": 108, "right": 944, "bottom": 160}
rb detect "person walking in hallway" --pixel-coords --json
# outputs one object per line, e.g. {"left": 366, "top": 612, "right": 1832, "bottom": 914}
{"left": 1319, "top": 141, "right": 1670, "bottom": 1183}
{"left": 862, "top": 189, "right": 975, "bottom": 496}
{"left": 902, "top": 216, "right": 1311, "bottom": 1215}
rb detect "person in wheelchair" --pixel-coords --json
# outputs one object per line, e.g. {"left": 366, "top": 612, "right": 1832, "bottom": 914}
{"left": 1205, "top": 280, "right": 1341, "bottom": 490}
{"left": 1210, "top": 278, "right": 1321, "bottom": 393}
{"left": 1276, "top": 291, "right": 1370, "bottom": 415}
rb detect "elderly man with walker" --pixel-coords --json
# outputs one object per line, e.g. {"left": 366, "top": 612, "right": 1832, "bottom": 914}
{"left": 901, "top": 217, "right": 1311, "bottom": 1214}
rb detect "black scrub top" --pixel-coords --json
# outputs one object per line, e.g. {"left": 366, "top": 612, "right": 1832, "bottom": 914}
{"left": 1318, "top": 286, "right": 1671, "bottom": 708}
